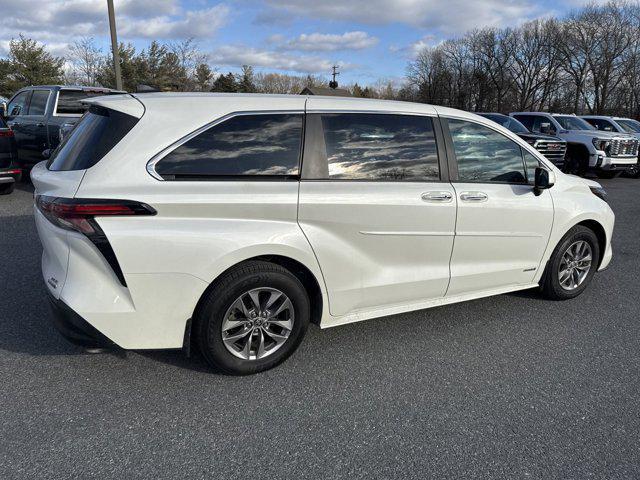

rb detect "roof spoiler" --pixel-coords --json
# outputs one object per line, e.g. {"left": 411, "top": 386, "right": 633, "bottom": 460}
{"left": 81, "top": 94, "right": 145, "bottom": 118}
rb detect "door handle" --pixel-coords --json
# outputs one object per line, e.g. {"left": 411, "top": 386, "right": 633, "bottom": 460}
{"left": 460, "top": 191, "right": 488, "bottom": 202}
{"left": 421, "top": 191, "right": 453, "bottom": 202}
{"left": 36, "top": 123, "right": 45, "bottom": 127}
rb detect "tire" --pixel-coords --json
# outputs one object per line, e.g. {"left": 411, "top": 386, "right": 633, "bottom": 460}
{"left": 596, "top": 170, "right": 620, "bottom": 179}
{"left": 541, "top": 225, "right": 600, "bottom": 300}
{"left": 622, "top": 163, "right": 640, "bottom": 178}
{"left": 0, "top": 182, "right": 15, "bottom": 195}
{"left": 195, "top": 260, "right": 310, "bottom": 375}
{"left": 563, "top": 148, "right": 588, "bottom": 177}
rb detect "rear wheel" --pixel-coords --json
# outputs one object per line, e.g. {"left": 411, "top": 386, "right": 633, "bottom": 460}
{"left": 541, "top": 226, "right": 600, "bottom": 300}
{"left": 196, "top": 261, "right": 310, "bottom": 375}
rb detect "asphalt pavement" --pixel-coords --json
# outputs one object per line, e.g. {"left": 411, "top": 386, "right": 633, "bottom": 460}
{"left": 1, "top": 178, "right": 639, "bottom": 479}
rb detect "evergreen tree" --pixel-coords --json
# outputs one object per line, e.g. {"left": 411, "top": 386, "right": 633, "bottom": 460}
{"left": 211, "top": 72, "right": 238, "bottom": 92}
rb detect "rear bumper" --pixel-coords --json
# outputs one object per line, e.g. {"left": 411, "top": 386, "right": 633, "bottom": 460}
{"left": 46, "top": 291, "right": 117, "bottom": 349}
{"left": 0, "top": 168, "right": 21, "bottom": 183}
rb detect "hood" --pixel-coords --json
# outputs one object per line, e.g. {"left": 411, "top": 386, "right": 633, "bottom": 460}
{"left": 517, "top": 132, "right": 563, "bottom": 142}
{"left": 564, "top": 172, "right": 601, "bottom": 189}
{"left": 567, "top": 129, "right": 634, "bottom": 141}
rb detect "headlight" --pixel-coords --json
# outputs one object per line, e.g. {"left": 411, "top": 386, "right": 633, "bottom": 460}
{"left": 592, "top": 138, "right": 610, "bottom": 151}
{"left": 590, "top": 186, "right": 608, "bottom": 203}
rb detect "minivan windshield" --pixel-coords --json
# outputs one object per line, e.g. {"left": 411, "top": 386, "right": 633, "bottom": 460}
{"left": 553, "top": 115, "right": 595, "bottom": 131}
{"left": 48, "top": 105, "right": 138, "bottom": 171}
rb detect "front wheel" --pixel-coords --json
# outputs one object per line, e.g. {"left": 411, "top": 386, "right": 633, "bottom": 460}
{"left": 195, "top": 261, "right": 310, "bottom": 375}
{"left": 622, "top": 163, "right": 640, "bottom": 178}
{"left": 541, "top": 226, "right": 600, "bottom": 300}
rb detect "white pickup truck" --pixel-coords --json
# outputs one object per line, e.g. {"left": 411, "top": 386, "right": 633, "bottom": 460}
{"left": 511, "top": 112, "right": 639, "bottom": 178}
{"left": 581, "top": 115, "right": 640, "bottom": 178}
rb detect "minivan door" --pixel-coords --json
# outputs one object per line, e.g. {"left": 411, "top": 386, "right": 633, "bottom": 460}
{"left": 443, "top": 117, "right": 554, "bottom": 296}
{"left": 298, "top": 102, "right": 456, "bottom": 317}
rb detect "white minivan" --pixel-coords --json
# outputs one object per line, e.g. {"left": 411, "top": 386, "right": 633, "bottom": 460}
{"left": 32, "top": 93, "right": 614, "bottom": 375}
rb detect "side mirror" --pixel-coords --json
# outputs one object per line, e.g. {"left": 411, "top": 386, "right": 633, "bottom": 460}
{"left": 540, "top": 122, "right": 554, "bottom": 135}
{"left": 0, "top": 102, "right": 6, "bottom": 118}
{"left": 42, "top": 149, "right": 51, "bottom": 159}
{"left": 534, "top": 167, "right": 554, "bottom": 195}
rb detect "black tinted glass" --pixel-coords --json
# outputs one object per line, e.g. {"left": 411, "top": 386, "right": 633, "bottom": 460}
{"left": 28, "top": 90, "right": 49, "bottom": 115}
{"left": 513, "top": 115, "right": 533, "bottom": 131}
{"left": 56, "top": 91, "right": 117, "bottom": 115}
{"left": 156, "top": 114, "right": 302, "bottom": 178}
{"left": 7, "top": 91, "right": 29, "bottom": 116}
{"left": 315, "top": 113, "right": 439, "bottom": 181}
{"left": 480, "top": 114, "right": 528, "bottom": 134}
{"left": 448, "top": 119, "right": 526, "bottom": 183}
{"left": 48, "top": 105, "right": 139, "bottom": 171}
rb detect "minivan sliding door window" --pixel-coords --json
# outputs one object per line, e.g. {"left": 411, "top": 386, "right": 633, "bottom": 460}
{"left": 302, "top": 113, "right": 440, "bottom": 181}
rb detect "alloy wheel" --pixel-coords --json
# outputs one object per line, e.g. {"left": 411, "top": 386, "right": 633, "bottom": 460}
{"left": 221, "top": 287, "right": 294, "bottom": 360}
{"left": 558, "top": 240, "right": 592, "bottom": 291}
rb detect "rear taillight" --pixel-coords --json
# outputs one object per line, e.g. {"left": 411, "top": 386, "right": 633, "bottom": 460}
{"left": 36, "top": 195, "right": 156, "bottom": 234}
{"left": 0, "top": 129, "right": 14, "bottom": 137}
{"left": 35, "top": 196, "right": 156, "bottom": 287}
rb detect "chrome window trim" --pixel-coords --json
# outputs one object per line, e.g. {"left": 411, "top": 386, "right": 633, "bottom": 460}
{"left": 146, "top": 110, "right": 305, "bottom": 181}
{"left": 306, "top": 109, "right": 437, "bottom": 117}
{"left": 52, "top": 88, "right": 101, "bottom": 118}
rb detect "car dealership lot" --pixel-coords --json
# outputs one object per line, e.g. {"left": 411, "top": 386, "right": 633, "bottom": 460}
{"left": 1, "top": 179, "right": 639, "bottom": 479}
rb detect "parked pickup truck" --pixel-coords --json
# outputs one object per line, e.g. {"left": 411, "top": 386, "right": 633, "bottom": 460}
{"left": 0, "top": 85, "right": 124, "bottom": 169}
{"left": 581, "top": 115, "right": 640, "bottom": 178}
{"left": 511, "top": 112, "right": 639, "bottom": 178}
{"left": 477, "top": 113, "right": 567, "bottom": 168}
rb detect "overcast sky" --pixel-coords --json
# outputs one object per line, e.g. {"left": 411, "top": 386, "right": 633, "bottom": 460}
{"left": 0, "top": 0, "right": 596, "bottom": 84}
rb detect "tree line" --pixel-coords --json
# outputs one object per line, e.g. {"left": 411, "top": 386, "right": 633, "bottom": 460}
{"left": 1, "top": 1, "right": 639, "bottom": 118}
{"left": 404, "top": 1, "right": 640, "bottom": 117}
{"left": 0, "top": 35, "right": 396, "bottom": 99}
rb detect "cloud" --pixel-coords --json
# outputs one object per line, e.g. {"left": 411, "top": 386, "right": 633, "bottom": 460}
{"left": 210, "top": 45, "right": 350, "bottom": 74}
{"left": 119, "top": 5, "right": 229, "bottom": 39}
{"left": 0, "top": 0, "right": 229, "bottom": 51}
{"left": 390, "top": 35, "right": 439, "bottom": 59}
{"left": 262, "top": 0, "right": 539, "bottom": 34}
{"left": 279, "top": 31, "right": 378, "bottom": 52}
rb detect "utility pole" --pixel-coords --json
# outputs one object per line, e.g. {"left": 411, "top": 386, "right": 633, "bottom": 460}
{"left": 329, "top": 65, "right": 339, "bottom": 89}
{"left": 107, "top": 0, "right": 123, "bottom": 91}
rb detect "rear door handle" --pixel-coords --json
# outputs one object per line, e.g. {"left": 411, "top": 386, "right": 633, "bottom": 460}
{"left": 36, "top": 123, "right": 45, "bottom": 127}
{"left": 421, "top": 191, "right": 453, "bottom": 202}
{"left": 460, "top": 191, "right": 488, "bottom": 202}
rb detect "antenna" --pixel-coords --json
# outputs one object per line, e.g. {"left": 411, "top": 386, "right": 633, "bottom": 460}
{"left": 329, "top": 65, "right": 340, "bottom": 89}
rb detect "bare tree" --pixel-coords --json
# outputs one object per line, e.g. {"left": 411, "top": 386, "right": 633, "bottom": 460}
{"left": 68, "top": 37, "right": 103, "bottom": 86}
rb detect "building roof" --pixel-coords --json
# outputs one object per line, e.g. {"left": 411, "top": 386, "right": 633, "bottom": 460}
{"left": 300, "top": 86, "right": 352, "bottom": 97}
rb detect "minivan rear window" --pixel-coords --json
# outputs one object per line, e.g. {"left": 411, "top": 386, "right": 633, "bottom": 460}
{"left": 48, "top": 105, "right": 139, "bottom": 171}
